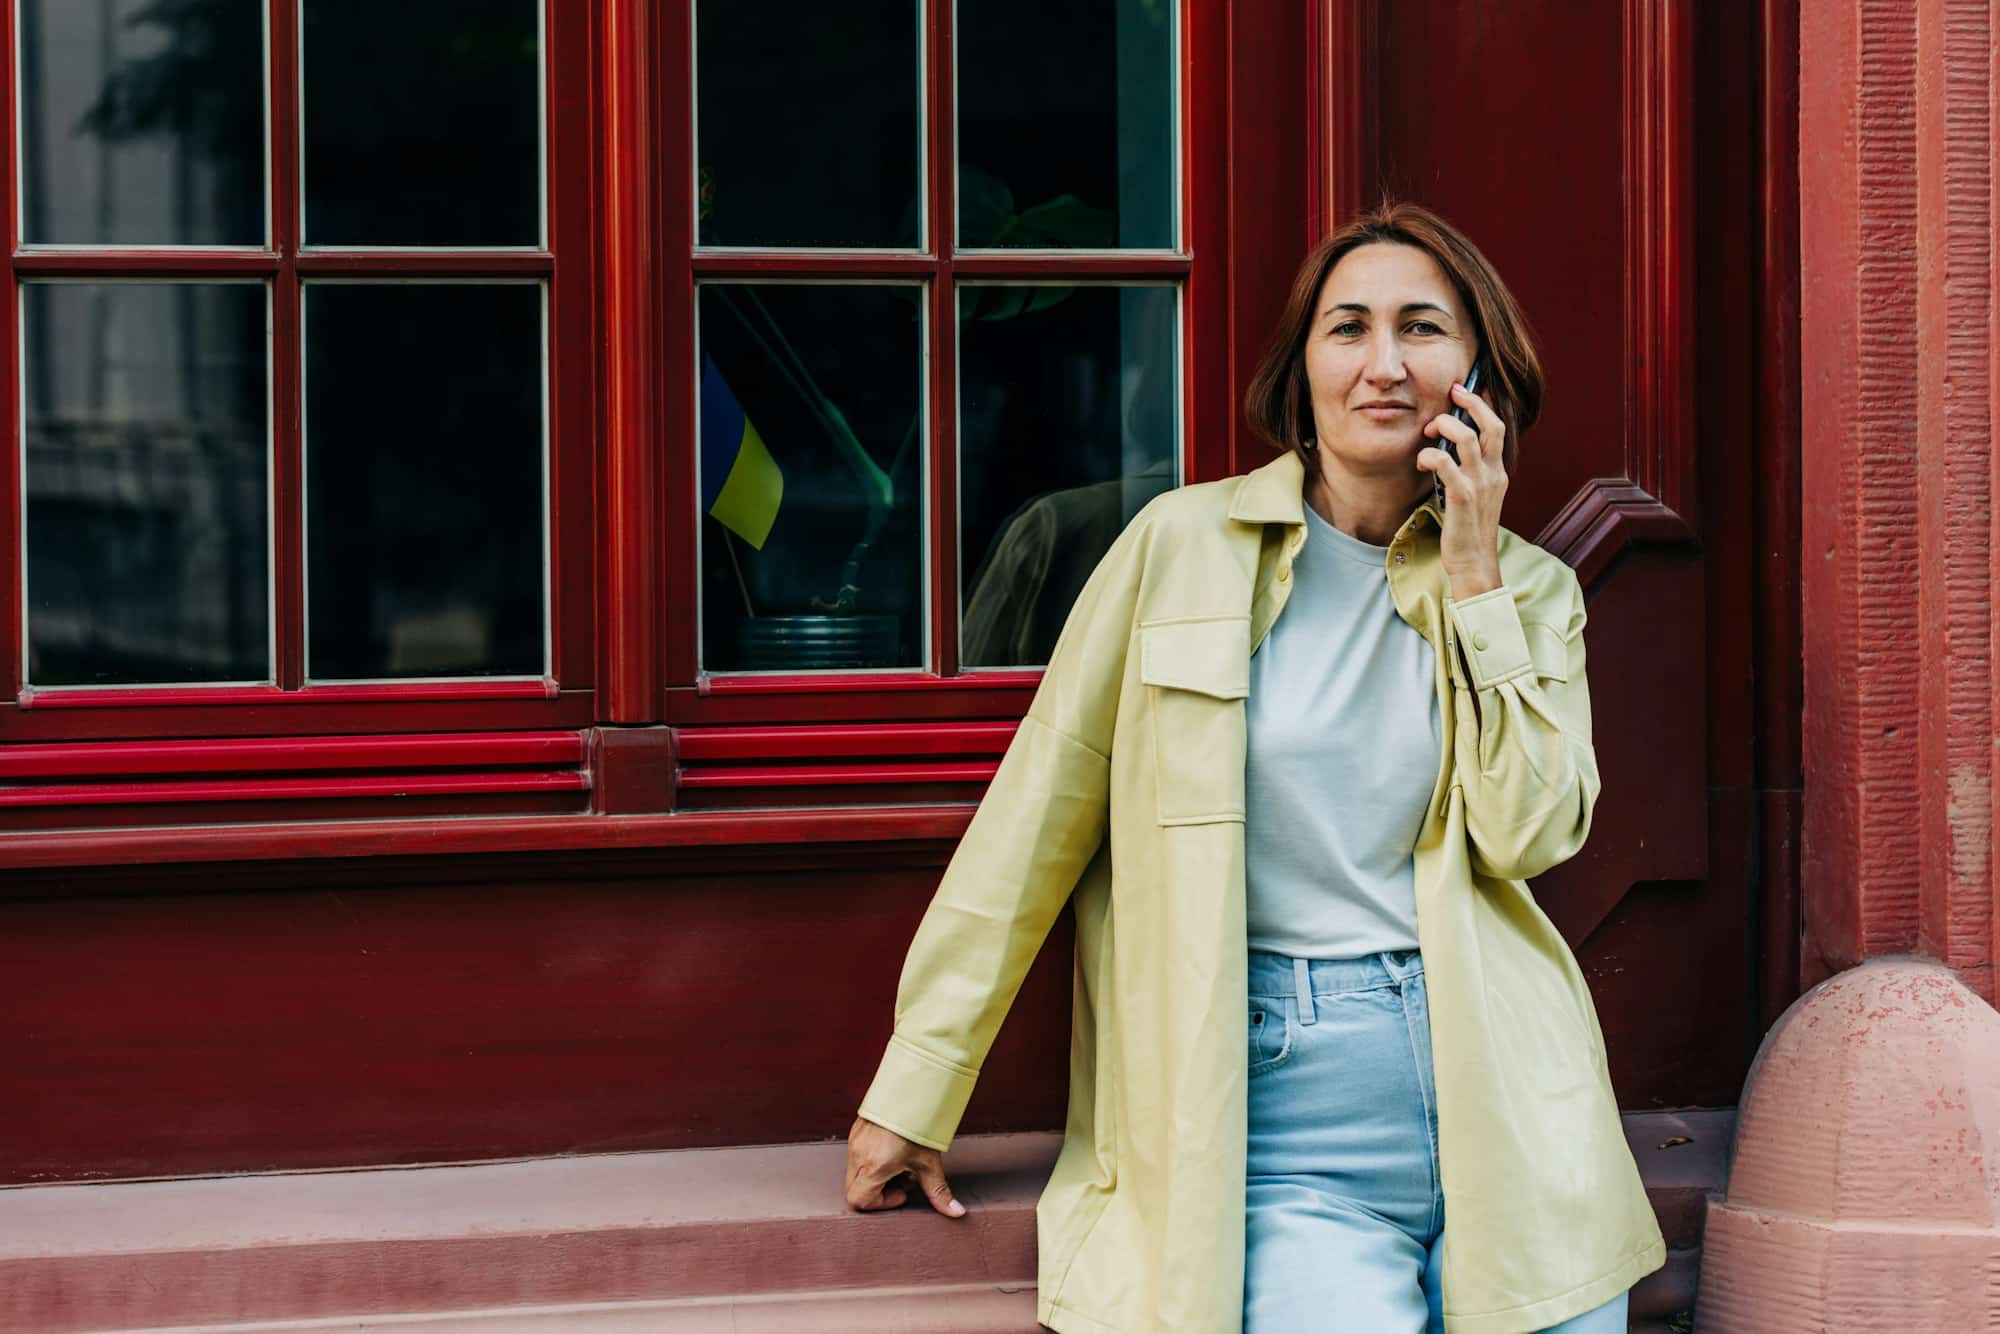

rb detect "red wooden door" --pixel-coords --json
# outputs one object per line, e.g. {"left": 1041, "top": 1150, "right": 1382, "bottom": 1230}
{"left": 1323, "top": 0, "right": 1794, "bottom": 1108}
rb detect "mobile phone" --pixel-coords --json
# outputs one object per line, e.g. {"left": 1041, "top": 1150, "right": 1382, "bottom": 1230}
{"left": 1433, "top": 357, "right": 1487, "bottom": 513}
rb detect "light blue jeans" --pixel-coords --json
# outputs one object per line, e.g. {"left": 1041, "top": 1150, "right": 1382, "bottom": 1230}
{"left": 1245, "top": 948, "right": 1631, "bottom": 1333}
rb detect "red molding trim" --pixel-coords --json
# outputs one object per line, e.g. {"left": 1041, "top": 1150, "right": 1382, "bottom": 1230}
{"left": 676, "top": 721, "right": 1016, "bottom": 762}
{"left": 0, "top": 806, "right": 977, "bottom": 876}
{"left": 925, "top": 0, "right": 961, "bottom": 677}
{"left": 0, "top": 732, "right": 584, "bottom": 779}
{"left": 271, "top": 0, "right": 304, "bottom": 691}
{"left": 7, "top": 253, "right": 556, "bottom": 276}
{"left": 0, "top": 0, "right": 19, "bottom": 702}
{"left": 1537, "top": 478, "right": 1698, "bottom": 589}
{"left": 0, "top": 771, "right": 587, "bottom": 811}
{"left": 1321, "top": 0, "right": 1380, "bottom": 230}
{"left": 601, "top": 0, "right": 663, "bottom": 722}
{"left": 19, "top": 680, "right": 559, "bottom": 710}
{"left": 1623, "top": 0, "right": 1699, "bottom": 524}
{"left": 685, "top": 254, "right": 1191, "bottom": 280}
{"left": 1755, "top": 0, "right": 1804, "bottom": 1025}
{"left": 679, "top": 761, "right": 1000, "bottom": 790}
{"left": 698, "top": 670, "right": 1041, "bottom": 697}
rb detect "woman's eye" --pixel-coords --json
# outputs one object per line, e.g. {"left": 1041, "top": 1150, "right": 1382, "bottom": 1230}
{"left": 1407, "top": 321, "right": 1443, "bottom": 336}
{"left": 1331, "top": 321, "right": 1364, "bottom": 337}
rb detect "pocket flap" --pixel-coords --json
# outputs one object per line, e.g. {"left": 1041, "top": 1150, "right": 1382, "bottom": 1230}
{"left": 1140, "top": 617, "right": 1250, "bottom": 699}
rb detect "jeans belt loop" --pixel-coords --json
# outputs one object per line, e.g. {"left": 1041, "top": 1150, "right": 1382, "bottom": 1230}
{"left": 1293, "top": 956, "right": 1318, "bottom": 1026}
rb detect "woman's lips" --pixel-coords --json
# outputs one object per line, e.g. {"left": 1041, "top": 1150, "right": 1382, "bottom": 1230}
{"left": 1358, "top": 404, "right": 1413, "bottom": 420}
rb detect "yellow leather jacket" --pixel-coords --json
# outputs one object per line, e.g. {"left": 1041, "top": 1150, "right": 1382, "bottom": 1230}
{"left": 860, "top": 449, "right": 1664, "bottom": 1334}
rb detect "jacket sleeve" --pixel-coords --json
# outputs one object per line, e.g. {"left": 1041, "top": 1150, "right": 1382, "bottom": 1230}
{"left": 1443, "top": 567, "right": 1600, "bottom": 883}
{"left": 856, "top": 520, "right": 1144, "bottom": 1152}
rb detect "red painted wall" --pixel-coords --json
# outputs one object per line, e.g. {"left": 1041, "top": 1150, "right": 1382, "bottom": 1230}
{"left": 0, "top": 0, "right": 1802, "bottom": 1185}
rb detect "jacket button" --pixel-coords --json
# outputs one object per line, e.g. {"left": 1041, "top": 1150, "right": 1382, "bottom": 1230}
{"left": 1472, "top": 632, "right": 1490, "bottom": 651}
{"left": 1393, "top": 552, "right": 1407, "bottom": 565}
{"left": 1277, "top": 564, "right": 1292, "bottom": 582}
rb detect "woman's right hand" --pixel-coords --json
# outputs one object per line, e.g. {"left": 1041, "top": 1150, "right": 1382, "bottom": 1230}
{"left": 843, "top": 1115, "right": 965, "bottom": 1218}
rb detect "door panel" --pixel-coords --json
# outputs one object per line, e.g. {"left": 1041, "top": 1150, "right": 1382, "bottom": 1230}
{"left": 1362, "top": 0, "right": 1760, "bottom": 1106}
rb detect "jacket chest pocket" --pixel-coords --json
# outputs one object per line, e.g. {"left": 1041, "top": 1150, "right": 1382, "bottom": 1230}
{"left": 1140, "top": 617, "right": 1249, "bottom": 825}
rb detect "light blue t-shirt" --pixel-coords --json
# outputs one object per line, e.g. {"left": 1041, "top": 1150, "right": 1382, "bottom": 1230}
{"left": 1244, "top": 503, "right": 1444, "bottom": 959}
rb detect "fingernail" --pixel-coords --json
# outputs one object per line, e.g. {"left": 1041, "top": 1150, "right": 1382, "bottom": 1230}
{"left": 949, "top": 1200, "right": 966, "bottom": 1217}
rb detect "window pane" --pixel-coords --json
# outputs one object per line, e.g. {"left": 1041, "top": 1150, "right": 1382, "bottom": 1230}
{"left": 957, "top": 0, "right": 1174, "bottom": 250}
{"left": 305, "top": 284, "right": 544, "bottom": 679}
{"left": 696, "top": 1, "right": 920, "bottom": 249}
{"left": 959, "top": 284, "right": 1177, "bottom": 668}
{"left": 23, "top": 282, "right": 269, "bottom": 686}
{"left": 302, "top": 0, "right": 540, "bottom": 247}
{"left": 17, "top": 0, "right": 265, "bottom": 246}
{"left": 698, "top": 284, "right": 924, "bottom": 671}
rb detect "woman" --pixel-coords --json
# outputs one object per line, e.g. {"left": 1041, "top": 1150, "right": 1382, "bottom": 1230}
{"left": 843, "top": 202, "right": 1664, "bottom": 1334}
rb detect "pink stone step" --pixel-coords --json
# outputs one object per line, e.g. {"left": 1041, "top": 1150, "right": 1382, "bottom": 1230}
{"left": 113, "top": 1285, "right": 1041, "bottom": 1333}
{"left": 0, "top": 1134, "right": 1052, "bottom": 1333}
{"left": 0, "top": 1113, "right": 1731, "bottom": 1332}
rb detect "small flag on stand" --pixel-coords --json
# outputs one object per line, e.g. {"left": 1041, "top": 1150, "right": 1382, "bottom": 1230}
{"left": 700, "top": 357, "right": 784, "bottom": 550}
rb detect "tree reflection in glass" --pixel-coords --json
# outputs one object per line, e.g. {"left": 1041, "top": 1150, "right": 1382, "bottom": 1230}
{"left": 19, "top": 0, "right": 264, "bottom": 247}
{"left": 23, "top": 282, "right": 269, "bottom": 686}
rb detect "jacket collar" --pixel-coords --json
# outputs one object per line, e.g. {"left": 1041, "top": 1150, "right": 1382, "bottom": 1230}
{"left": 1227, "top": 447, "right": 1444, "bottom": 533}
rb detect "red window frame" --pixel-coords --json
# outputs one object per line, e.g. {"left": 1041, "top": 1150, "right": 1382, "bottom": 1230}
{"left": 0, "top": 0, "right": 1317, "bottom": 854}
{"left": 649, "top": 0, "right": 1238, "bottom": 729}
{"left": 0, "top": 0, "right": 598, "bottom": 745}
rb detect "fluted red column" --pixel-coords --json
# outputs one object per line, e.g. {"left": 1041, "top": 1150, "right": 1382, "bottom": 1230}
{"left": 1698, "top": 1, "right": 2000, "bottom": 1327}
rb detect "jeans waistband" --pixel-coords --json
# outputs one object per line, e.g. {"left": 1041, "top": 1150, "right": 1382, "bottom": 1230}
{"left": 1249, "top": 949, "right": 1424, "bottom": 1028}
{"left": 1247, "top": 948, "right": 1424, "bottom": 999}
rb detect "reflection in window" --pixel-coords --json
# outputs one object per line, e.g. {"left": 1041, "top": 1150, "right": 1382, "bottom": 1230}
{"left": 305, "top": 284, "right": 545, "bottom": 680}
{"left": 23, "top": 282, "right": 270, "bottom": 686}
{"left": 959, "top": 285, "right": 1178, "bottom": 668}
{"left": 302, "top": 0, "right": 542, "bottom": 247}
{"left": 957, "top": 0, "right": 1174, "bottom": 250}
{"left": 698, "top": 285, "right": 924, "bottom": 672}
{"left": 17, "top": 0, "right": 265, "bottom": 246}
{"left": 696, "top": 0, "right": 920, "bottom": 249}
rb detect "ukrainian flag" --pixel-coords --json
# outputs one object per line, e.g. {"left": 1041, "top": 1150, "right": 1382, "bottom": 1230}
{"left": 700, "top": 357, "right": 785, "bottom": 550}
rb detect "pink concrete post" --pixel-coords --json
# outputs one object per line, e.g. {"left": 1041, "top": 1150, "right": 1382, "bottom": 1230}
{"left": 1697, "top": 0, "right": 2000, "bottom": 1326}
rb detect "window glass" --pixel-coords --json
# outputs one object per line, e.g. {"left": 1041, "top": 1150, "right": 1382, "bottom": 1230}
{"left": 697, "top": 284, "right": 925, "bottom": 672}
{"left": 958, "top": 284, "right": 1177, "bottom": 668}
{"left": 957, "top": 0, "right": 1174, "bottom": 250}
{"left": 696, "top": 0, "right": 921, "bottom": 249}
{"left": 302, "top": 0, "right": 541, "bottom": 247}
{"left": 16, "top": 0, "right": 265, "bottom": 247}
{"left": 23, "top": 281, "right": 269, "bottom": 686}
{"left": 304, "top": 283, "right": 545, "bottom": 680}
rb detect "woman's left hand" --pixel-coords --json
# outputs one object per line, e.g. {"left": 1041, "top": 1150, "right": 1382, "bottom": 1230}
{"left": 1417, "top": 381, "right": 1507, "bottom": 600}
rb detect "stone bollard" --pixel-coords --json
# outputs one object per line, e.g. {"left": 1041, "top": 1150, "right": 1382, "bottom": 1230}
{"left": 1696, "top": 958, "right": 2000, "bottom": 1331}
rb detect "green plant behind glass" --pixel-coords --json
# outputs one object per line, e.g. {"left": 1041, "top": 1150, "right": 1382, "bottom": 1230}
{"left": 705, "top": 165, "right": 1114, "bottom": 614}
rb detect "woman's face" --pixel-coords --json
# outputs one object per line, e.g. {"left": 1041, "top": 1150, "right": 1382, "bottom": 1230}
{"left": 1303, "top": 242, "right": 1481, "bottom": 480}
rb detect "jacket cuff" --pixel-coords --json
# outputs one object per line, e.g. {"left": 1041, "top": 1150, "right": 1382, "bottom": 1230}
{"left": 1445, "top": 586, "right": 1533, "bottom": 689}
{"left": 856, "top": 1033, "right": 978, "bottom": 1153}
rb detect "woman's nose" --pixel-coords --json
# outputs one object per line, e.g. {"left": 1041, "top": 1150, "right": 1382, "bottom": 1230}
{"left": 1365, "top": 336, "right": 1406, "bottom": 382}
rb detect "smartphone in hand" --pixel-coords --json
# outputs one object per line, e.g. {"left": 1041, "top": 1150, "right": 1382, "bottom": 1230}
{"left": 1433, "top": 357, "right": 1487, "bottom": 513}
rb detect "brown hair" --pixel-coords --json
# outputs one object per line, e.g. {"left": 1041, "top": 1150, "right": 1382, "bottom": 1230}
{"left": 1243, "top": 200, "right": 1543, "bottom": 478}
